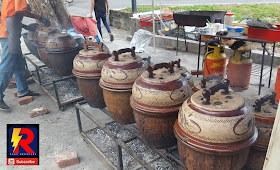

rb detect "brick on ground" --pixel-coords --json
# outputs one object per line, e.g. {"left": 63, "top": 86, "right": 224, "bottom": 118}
{"left": 18, "top": 96, "right": 33, "bottom": 105}
{"left": 14, "top": 91, "right": 18, "bottom": 97}
{"left": 54, "top": 151, "right": 79, "bottom": 168}
{"left": 28, "top": 106, "right": 48, "bottom": 118}
{"left": 7, "top": 82, "right": 17, "bottom": 89}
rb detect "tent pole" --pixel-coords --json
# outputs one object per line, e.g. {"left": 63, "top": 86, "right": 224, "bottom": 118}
{"left": 152, "top": 0, "right": 155, "bottom": 53}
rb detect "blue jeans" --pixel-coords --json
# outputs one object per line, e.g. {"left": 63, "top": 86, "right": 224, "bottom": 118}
{"left": 0, "top": 38, "right": 29, "bottom": 100}
{"left": 95, "top": 13, "right": 111, "bottom": 37}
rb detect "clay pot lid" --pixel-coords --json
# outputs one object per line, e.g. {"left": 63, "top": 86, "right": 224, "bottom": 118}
{"left": 78, "top": 42, "right": 110, "bottom": 56}
{"left": 131, "top": 62, "right": 191, "bottom": 113}
{"left": 100, "top": 47, "right": 148, "bottom": 90}
{"left": 73, "top": 42, "right": 111, "bottom": 79}
{"left": 45, "top": 33, "right": 77, "bottom": 51}
{"left": 193, "top": 74, "right": 223, "bottom": 91}
{"left": 141, "top": 63, "right": 181, "bottom": 84}
{"left": 107, "top": 49, "right": 142, "bottom": 66}
{"left": 35, "top": 26, "right": 59, "bottom": 44}
{"left": 191, "top": 80, "right": 245, "bottom": 113}
{"left": 254, "top": 92, "right": 278, "bottom": 118}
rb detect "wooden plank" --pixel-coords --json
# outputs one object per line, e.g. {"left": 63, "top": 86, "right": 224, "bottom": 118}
{"left": 263, "top": 103, "right": 280, "bottom": 169}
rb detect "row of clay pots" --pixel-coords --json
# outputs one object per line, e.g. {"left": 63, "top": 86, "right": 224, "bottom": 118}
{"left": 34, "top": 26, "right": 79, "bottom": 76}
{"left": 72, "top": 43, "right": 277, "bottom": 170}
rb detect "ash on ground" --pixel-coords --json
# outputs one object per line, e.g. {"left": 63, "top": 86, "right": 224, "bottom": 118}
{"left": 31, "top": 67, "right": 82, "bottom": 103}
{"left": 86, "top": 121, "right": 181, "bottom": 170}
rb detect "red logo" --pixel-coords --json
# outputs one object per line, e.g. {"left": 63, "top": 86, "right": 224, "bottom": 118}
{"left": 11, "top": 128, "right": 35, "bottom": 154}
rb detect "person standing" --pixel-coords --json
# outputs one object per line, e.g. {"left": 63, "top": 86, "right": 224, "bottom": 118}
{"left": 90, "top": 0, "right": 114, "bottom": 41}
{"left": 0, "top": 0, "right": 50, "bottom": 111}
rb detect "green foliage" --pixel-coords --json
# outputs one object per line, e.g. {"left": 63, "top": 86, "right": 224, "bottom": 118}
{"left": 124, "top": 4, "right": 280, "bottom": 24}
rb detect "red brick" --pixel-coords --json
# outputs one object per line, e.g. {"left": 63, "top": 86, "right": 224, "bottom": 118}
{"left": 54, "top": 151, "right": 79, "bottom": 168}
{"left": 18, "top": 96, "right": 33, "bottom": 105}
{"left": 28, "top": 106, "right": 49, "bottom": 118}
{"left": 7, "top": 83, "right": 17, "bottom": 89}
{"left": 14, "top": 91, "right": 18, "bottom": 97}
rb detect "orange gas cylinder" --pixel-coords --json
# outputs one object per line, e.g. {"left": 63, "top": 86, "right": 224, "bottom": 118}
{"left": 275, "top": 66, "right": 280, "bottom": 102}
{"left": 227, "top": 45, "right": 252, "bottom": 91}
{"left": 203, "top": 45, "right": 227, "bottom": 79}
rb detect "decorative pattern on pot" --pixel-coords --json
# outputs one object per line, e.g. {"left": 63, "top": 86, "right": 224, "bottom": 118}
{"left": 35, "top": 26, "right": 59, "bottom": 67}
{"left": 46, "top": 33, "right": 79, "bottom": 76}
{"left": 73, "top": 42, "right": 111, "bottom": 78}
{"left": 191, "top": 73, "right": 222, "bottom": 92}
{"left": 131, "top": 62, "right": 192, "bottom": 149}
{"left": 245, "top": 92, "right": 278, "bottom": 170}
{"left": 73, "top": 42, "right": 111, "bottom": 108}
{"left": 100, "top": 47, "right": 148, "bottom": 125}
{"left": 100, "top": 47, "right": 147, "bottom": 89}
{"left": 174, "top": 80, "right": 258, "bottom": 170}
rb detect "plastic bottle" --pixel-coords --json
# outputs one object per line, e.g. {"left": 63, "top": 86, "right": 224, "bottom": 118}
{"left": 224, "top": 13, "right": 235, "bottom": 29}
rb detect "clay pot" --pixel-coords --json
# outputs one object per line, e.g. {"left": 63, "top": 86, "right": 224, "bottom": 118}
{"left": 73, "top": 42, "right": 111, "bottom": 108}
{"left": 131, "top": 62, "right": 192, "bottom": 149}
{"left": 245, "top": 92, "right": 278, "bottom": 170}
{"left": 22, "top": 32, "right": 41, "bottom": 60}
{"left": 191, "top": 74, "right": 222, "bottom": 93}
{"left": 46, "top": 33, "right": 79, "bottom": 76}
{"left": 174, "top": 80, "right": 258, "bottom": 170}
{"left": 173, "top": 59, "right": 194, "bottom": 87}
{"left": 35, "top": 26, "right": 59, "bottom": 67}
{"left": 100, "top": 47, "right": 148, "bottom": 125}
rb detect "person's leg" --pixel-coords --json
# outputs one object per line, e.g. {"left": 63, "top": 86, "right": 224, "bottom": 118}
{"left": 13, "top": 54, "right": 29, "bottom": 97}
{"left": 100, "top": 13, "right": 114, "bottom": 41}
{"left": 100, "top": 13, "right": 111, "bottom": 33}
{"left": 95, "top": 13, "right": 102, "bottom": 37}
{"left": 0, "top": 38, "right": 16, "bottom": 110}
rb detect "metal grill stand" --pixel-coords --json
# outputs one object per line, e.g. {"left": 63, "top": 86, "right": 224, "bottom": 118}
{"left": 75, "top": 101, "right": 185, "bottom": 170}
{"left": 25, "top": 53, "right": 83, "bottom": 111}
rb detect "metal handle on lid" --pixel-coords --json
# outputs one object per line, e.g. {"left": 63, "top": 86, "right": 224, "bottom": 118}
{"left": 143, "top": 56, "right": 151, "bottom": 66}
{"left": 173, "top": 59, "right": 181, "bottom": 68}
{"left": 254, "top": 92, "right": 277, "bottom": 112}
{"left": 83, "top": 42, "right": 103, "bottom": 52}
{"left": 200, "top": 73, "right": 223, "bottom": 88}
{"left": 147, "top": 62, "right": 174, "bottom": 78}
{"left": 112, "top": 47, "right": 136, "bottom": 61}
{"left": 202, "top": 79, "right": 230, "bottom": 105}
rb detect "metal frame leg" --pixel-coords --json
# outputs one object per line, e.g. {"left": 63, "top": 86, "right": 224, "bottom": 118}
{"left": 268, "top": 42, "right": 276, "bottom": 88}
{"left": 259, "top": 43, "right": 266, "bottom": 95}
{"left": 176, "top": 26, "right": 179, "bottom": 56}
{"left": 117, "top": 145, "right": 123, "bottom": 170}
{"left": 183, "top": 28, "right": 187, "bottom": 52}
{"left": 35, "top": 68, "right": 42, "bottom": 85}
{"left": 197, "top": 34, "right": 202, "bottom": 77}
{"left": 53, "top": 81, "right": 61, "bottom": 108}
{"left": 76, "top": 107, "right": 83, "bottom": 133}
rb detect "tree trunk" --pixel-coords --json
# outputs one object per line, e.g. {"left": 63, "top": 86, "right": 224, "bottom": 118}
{"left": 28, "top": 0, "right": 72, "bottom": 30}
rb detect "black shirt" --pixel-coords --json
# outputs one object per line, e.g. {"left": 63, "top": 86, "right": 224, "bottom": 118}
{"left": 94, "top": 0, "right": 106, "bottom": 14}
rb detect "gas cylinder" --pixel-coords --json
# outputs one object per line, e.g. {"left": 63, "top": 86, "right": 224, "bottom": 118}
{"left": 203, "top": 45, "right": 227, "bottom": 79}
{"left": 227, "top": 43, "right": 252, "bottom": 91}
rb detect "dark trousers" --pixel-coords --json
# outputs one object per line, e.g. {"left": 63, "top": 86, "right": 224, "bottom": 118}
{"left": 95, "top": 13, "right": 111, "bottom": 37}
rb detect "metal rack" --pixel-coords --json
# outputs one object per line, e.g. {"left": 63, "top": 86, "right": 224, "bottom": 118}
{"left": 75, "top": 101, "right": 185, "bottom": 170}
{"left": 24, "top": 53, "right": 83, "bottom": 111}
